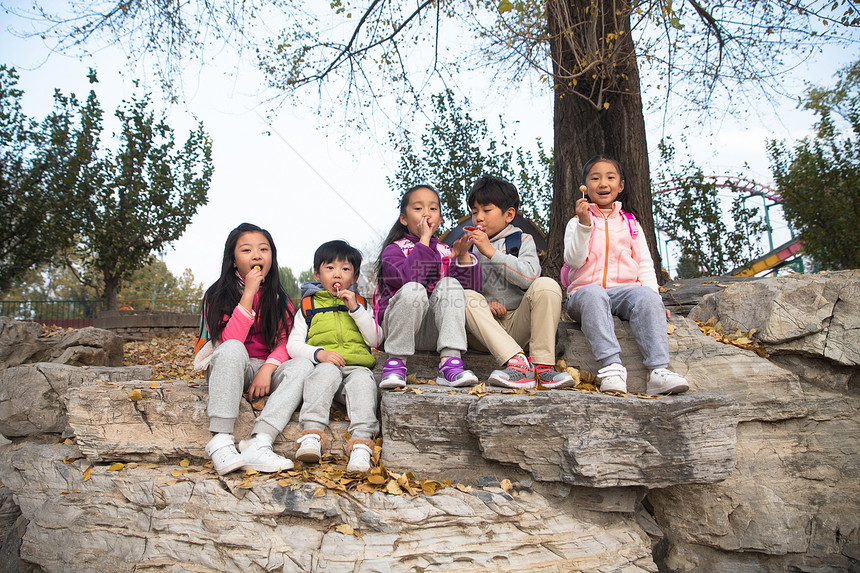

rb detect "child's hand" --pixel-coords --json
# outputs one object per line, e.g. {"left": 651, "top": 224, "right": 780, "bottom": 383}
{"left": 317, "top": 350, "right": 346, "bottom": 367}
{"left": 469, "top": 227, "right": 495, "bottom": 258}
{"left": 451, "top": 232, "right": 474, "bottom": 264}
{"left": 666, "top": 308, "right": 672, "bottom": 320}
{"left": 575, "top": 197, "right": 591, "bottom": 225}
{"left": 239, "top": 265, "right": 265, "bottom": 312}
{"left": 418, "top": 215, "right": 437, "bottom": 245}
{"left": 248, "top": 363, "right": 275, "bottom": 400}
{"left": 489, "top": 301, "right": 507, "bottom": 317}
{"left": 336, "top": 288, "right": 358, "bottom": 312}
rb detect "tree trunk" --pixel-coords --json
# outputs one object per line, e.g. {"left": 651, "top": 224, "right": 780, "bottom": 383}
{"left": 546, "top": 0, "right": 662, "bottom": 283}
{"left": 102, "top": 277, "right": 119, "bottom": 312}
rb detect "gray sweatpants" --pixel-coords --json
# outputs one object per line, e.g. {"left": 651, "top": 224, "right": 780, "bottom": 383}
{"left": 382, "top": 277, "right": 468, "bottom": 358}
{"left": 206, "top": 339, "right": 314, "bottom": 437}
{"left": 298, "top": 363, "right": 379, "bottom": 439}
{"left": 565, "top": 284, "right": 669, "bottom": 370}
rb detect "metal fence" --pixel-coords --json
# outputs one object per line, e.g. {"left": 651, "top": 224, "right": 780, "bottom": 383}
{"left": 0, "top": 299, "right": 201, "bottom": 329}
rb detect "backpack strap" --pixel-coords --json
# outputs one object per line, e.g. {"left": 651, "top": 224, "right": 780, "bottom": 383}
{"left": 301, "top": 292, "right": 367, "bottom": 329}
{"left": 193, "top": 299, "right": 210, "bottom": 355}
{"left": 504, "top": 231, "right": 523, "bottom": 257}
{"left": 622, "top": 211, "right": 639, "bottom": 239}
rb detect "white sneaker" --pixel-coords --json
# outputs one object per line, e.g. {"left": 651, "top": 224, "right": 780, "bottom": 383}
{"left": 597, "top": 363, "right": 628, "bottom": 393}
{"left": 238, "top": 436, "right": 293, "bottom": 472}
{"left": 647, "top": 368, "right": 690, "bottom": 395}
{"left": 347, "top": 443, "right": 372, "bottom": 472}
{"left": 295, "top": 432, "right": 322, "bottom": 463}
{"left": 205, "top": 434, "right": 244, "bottom": 475}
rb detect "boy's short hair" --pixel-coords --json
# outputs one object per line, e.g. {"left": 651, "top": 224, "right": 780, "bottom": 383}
{"left": 467, "top": 175, "right": 520, "bottom": 212}
{"left": 314, "top": 240, "right": 363, "bottom": 272}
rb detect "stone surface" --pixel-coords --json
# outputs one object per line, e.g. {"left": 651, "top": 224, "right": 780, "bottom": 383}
{"left": 659, "top": 276, "right": 759, "bottom": 317}
{"left": 690, "top": 270, "right": 860, "bottom": 367}
{"left": 382, "top": 385, "right": 738, "bottom": 489}
{"left": 0, "top": 441, "right": 657, "bottom": 573}
{"left": 42, "top": 326, "right": 124, "bottom": 366}
{"left": 67, "top": 381, "right": 350, "bottom": 462}
{"left": 560, "top": 316, "right": 808, "bottom": 422}
{"left": 1, "top": 271, "right": 859, "bottom": 571}
{"left": 0, "top": 363, "right": 151, "bottom": 437}
{"left": 0, "top": 317, "right": 46, "bottom": 370}
{"left": 648, "top": 386, "right": 860, "bottom": 572}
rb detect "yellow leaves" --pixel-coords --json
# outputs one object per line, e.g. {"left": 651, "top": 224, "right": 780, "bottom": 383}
{"left": 667, "top": 323, "right": 675, "bottom": 335}
{"left": 603, "top": 102, "right": 610, "bottom": 110}
{"left": 500, "top": 479, "right": 513, "bottom": 492}
{"left": 179, "top": 459, "right": 190, "bottom": 467}
{"left": 313, "top": 486, "right": 327, "bottom": 497}
{"left": 83, "top": 466, "right": 93, "bottom": 481}
{"left": 235, "top": 480, "right": 254, "bottom": 489}
{"left": 335, "top": 523, "right": 355, "bottom": 535}
{"left": 696, "top": 316, "right": 768, "bottom": 357}
{"left": 107, "top": 462, "right": 125, "bottom": 472}
{"left": 123, "top": 332, "right": 201, "bottom": 382}
{"left": 128, "top": 390, "right": 143, "bottom": 402}
{"left": 468, "top": 383, "right": 491, "bottom": 397}
{"left": 498, "top": 0, "right": 513, "bottom": 14}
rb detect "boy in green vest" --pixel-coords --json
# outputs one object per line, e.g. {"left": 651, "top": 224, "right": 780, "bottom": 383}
{"left": 286, "top": 240, "right": 382, "bottom": 472}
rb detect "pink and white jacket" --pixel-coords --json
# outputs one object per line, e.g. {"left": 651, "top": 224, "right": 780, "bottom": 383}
{"left": 562, "top": 201, "right": 658, "bottom": 295}
{"left": 209, "top": 282, "right": 291, "bottom": 366}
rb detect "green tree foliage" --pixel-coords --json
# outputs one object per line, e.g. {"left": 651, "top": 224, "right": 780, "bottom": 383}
{"left": 388, "top": 90, "right": 552, "bottom": 233}
{"left": 768, "top": 60, "right": 860, "bottom": 270}
{"left": 71, "top": 74, "right": 213, "bottom": 310}
{"left": 0, "top": 65, "right": 83, "bottom": 291}
{"left": 118, "top": 260, "right": 204, "bottom": 302}
{"left": 653, "top": 139, "right": 768, "bottom": 277}
{"left": 0, "top": 67, "right": 213, "bottom": 308}
{"left": 279, "top": 266, "right": 300, "bottom": 302}
{"left": 13, "top": 2, "right": 859, "bottom": 280}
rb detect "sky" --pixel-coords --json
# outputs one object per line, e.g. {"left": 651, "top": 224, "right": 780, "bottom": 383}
{"left": 1, "top": 5, "right": 856, "bottom": 287}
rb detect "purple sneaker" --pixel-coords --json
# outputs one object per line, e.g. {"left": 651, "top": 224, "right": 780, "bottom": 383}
{"left": 436, "top": 357, "right": 479, "bottom": 387}
{"left": 380, "top": 357, "right": 407, "bottom": 389}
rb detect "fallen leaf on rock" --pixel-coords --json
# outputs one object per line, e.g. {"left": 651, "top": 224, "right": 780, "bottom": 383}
{"left": 335, "top": 524, "right": 355, "bottom": 535}
{"left": 107, "top": 463, "right": 125, "bottom": 472}
{"left": 83, "top": 466, "right": 93, "bottom": 481}
{"left": 500, "top": 479, "right": 513, "bottom": 491}
{"left": 667, "top": 323, "right": 675, "bottom": 334}
{"left": 179, "top": 459, "right": 190, "bottom": 467}
{"left": 128, "top": 390, "right": 143, "bottom": 402}
{"left": 314, "top": 486, "right": 326, "bottom": 497}
{"left": 235, "top": 480, "right": 253, "bottom": 489}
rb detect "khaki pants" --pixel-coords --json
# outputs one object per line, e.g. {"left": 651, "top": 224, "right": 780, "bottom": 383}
{"left": 465, "top": 277, "right": 562, "bottom": 367}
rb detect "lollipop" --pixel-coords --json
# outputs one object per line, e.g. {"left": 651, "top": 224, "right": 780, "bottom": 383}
{"left": 252, "top": 265, "right": 262, "bottom": 271}
{"left": 333, "top": 282, "right": 341, "bottom": 294}
{"left": 579, "top": 185, "right": 587, "bottom": 199}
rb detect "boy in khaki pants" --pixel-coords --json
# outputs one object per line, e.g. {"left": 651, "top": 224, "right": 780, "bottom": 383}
{"left": 464, "top": 175, "right": 574, "bottom": 389}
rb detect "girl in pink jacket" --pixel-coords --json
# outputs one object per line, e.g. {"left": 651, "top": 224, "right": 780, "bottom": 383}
{"left": 563, "top": 156, "right": 688, "bottom": 396}
{"left": 196, "top": 223, "right": 313, "bottom": 475}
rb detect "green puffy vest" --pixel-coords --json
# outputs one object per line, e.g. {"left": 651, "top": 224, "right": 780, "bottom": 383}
{"left": 303, "top": 291, "right": 376, "bottom": 368}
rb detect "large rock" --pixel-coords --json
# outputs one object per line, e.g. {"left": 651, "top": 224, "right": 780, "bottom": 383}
{"left": 67, "top": 381, "right": 351, "bottom": 462}
{"left": 0, "top": 318, "right": 124, "bottom": 369}
{"left": 648, "top": 386, "right": 860, "bottom": 572}
{"left": 560, "top": 315, "right": 807, "bottom": 422}
{"left": 0, "top": 363, "right": 151, "bottom": 437}
{"left": 0, "top": 317, "right": 46, "bottom": 369}
{"left": 690, "top": 269, "right": 860, "bottom": 367}
{"left": 0, "top": 441, "right": 658, "bottom": 573}
{"left": 382, "top": 385, "right": 738, "bottom": 489}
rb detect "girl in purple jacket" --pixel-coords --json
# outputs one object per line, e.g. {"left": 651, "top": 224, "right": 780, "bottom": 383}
{"left": 374, "top": 185, "right": 481, "bottom": 388}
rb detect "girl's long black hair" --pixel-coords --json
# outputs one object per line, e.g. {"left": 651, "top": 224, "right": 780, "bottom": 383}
{"left": 580, "top": 154, "right": 642, "bottom": 222}
{"left": 375, "top": 184, "right": 441, "bottom": 291}
{"left": 203, "top": 222, "right": 292, "bottom": 350}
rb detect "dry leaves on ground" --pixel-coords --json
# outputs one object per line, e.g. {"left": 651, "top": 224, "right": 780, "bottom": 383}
{"left": 696, "top": 316, "right": 768, "bottom": 357}
{"left": 124, "top": 332, "right": 203, "bottom": 383}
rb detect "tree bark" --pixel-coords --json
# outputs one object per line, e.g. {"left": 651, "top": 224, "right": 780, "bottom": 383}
{"left": 546, "top": 0, "right": 662, "bottom": 283}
